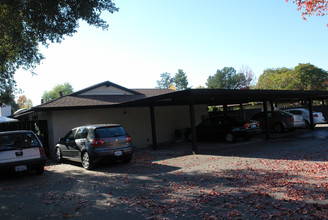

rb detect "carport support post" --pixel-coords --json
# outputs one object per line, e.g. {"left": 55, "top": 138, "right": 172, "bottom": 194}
{"left": 263, "top": 100, "right": 270, "bottom": 139}
{"left": 239, "top": 103, "right": 245, "bottom": 117}
{"left": 150, "top": 106, "right": 158, "bottom": 150}
{"left": 223, "top": 104, "right": 228, "bottom": 115}
{"left": 189, "top": 101, "right": 198, "bottom": 154}
{"left": 308, "top": 97, "right": 314, "bottom": 130}
{"left": 270, "top": 101, "right": 274, "bottom": 111}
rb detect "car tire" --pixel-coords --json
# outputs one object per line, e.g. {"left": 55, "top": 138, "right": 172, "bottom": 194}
{"left": 55, "top": 147, "right": 63, "bottom": 163}
{"left": 273, "top": 123, "right": 284, "bottom": 133}
{"left": 225, "top": 133, "right": 234, "bottom": 143}
{"left": 82, "top": 152, "right": 94, "bottom": 170}
{"left": 304, "top": 120, "right": 310, "bottom": 129}
{"left": 122, "top": 154, "right": 133, "bottom": 163}
{"left": 35, "top": 165, "right": 44, "bottom": 175}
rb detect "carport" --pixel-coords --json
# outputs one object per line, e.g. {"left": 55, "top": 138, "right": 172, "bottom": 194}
{"left": 120, "top": 89, "right": 328, "bottom": 154}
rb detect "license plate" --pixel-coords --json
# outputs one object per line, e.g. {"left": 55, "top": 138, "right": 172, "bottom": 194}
{"left": 15, "top": 165, "right": 27, "bottom": 172}
{"left": 114, "top": 151, "right": 123, "bottom": 156}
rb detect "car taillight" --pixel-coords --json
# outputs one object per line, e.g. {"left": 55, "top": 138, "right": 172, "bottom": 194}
{"left": 126, "top": 135, "right": 132, "bottom": 142}
{"left": 39, "top": 147, "right": 46, "bottom": 157}
{"left": 290, "top": 116, "right": 294, "bottom": 122}
{"left": 257, "top": 121, "right": 260, "bottom": 127}
{"left": 243, "top": 123, "right": 250, "bottom": 128}
{"left": 313, "top": 114, "right": 318, "bottom": 117}
{"left": 91, "top": 139, "right": 105, "bottom": 147}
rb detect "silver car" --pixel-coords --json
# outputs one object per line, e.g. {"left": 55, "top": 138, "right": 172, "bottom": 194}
{"left": 55, "top": 124, "right": 134, "bottom": 170}
{"left": 284, "top": 108, "right": 325, "bottom": 128}
{"left": 251, "top": 111, "right": 305, "bottom": 133}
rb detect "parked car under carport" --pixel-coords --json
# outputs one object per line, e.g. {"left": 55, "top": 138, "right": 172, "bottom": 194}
{"left": 250, "top": 111, "right": 305, "bottom": 133}
{"left": 190, "top": 114, "right": 262, "bottom": 143}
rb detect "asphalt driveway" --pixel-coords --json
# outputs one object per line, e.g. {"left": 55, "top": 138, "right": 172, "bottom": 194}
{"left": 1, "top": 126, "right": 328, "bottom": 219}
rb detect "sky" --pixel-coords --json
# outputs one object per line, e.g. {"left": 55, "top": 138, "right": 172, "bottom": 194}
{"left": 14, "top": 0, "right": 328, "bottom": 106}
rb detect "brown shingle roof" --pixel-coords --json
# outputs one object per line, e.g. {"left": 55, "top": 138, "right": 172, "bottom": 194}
{"left": 40, "top": 95, "right": 146, "bottom": 108}
{"left": 39, "top": 88, "right": 175, "bottom": 109}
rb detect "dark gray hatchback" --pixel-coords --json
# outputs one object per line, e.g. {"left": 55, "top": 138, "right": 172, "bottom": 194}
{"left": 55, "top": 124, "right": 133, "bottom": 170}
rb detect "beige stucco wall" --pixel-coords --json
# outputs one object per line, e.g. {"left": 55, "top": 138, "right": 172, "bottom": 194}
{"left": 43, "top": 105, "right": 208, "bottom": 157}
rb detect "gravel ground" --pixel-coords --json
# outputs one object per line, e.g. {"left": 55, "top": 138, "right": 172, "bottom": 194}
{"left": 1, "top": 127, "right": 328, "bottom": 219}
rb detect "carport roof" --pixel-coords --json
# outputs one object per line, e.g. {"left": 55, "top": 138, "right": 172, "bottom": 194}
{"left": 13, "top": 82, "right": 328, "bottom": 116}
{"left": 120, "top": 89, "right": 328, "bottom": 107}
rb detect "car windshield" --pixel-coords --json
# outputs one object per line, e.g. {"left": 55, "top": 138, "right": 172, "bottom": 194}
{"left": 0, "top": 133, "right": 41, "bottom": 151}
{"left": 95, "top": 127, "right": 126, "bottom": 138}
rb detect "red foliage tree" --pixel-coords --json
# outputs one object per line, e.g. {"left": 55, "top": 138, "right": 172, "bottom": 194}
{"left": 287, "top": 0, "right": 328, "bottom": 20}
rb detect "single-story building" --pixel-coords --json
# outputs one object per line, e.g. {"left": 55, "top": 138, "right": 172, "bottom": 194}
{"left": 13, "top": 81, "right": 328, "bottom": 157}
{"left": 13, "top": 81, "right": 208, "bottom": 157}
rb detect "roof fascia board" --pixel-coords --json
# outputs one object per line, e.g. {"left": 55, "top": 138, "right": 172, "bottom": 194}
{"left": 71, "top": 81, "right": 142, "bottom": 96}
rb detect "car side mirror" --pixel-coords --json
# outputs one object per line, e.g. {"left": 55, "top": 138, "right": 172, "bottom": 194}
{"left": 59, "top": 138, "right": 65, "bottom": 143}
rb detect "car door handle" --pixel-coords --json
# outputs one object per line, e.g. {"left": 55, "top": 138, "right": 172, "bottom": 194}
{"left": 15, "top": 152, "right": 23, "bottom": 156}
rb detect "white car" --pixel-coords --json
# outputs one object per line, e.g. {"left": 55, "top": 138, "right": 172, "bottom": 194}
{"left": 284, "top": 108, "right": 325, "bottom": 128}
{"left": 0, "top": 130, "right": 46, "bottom": 174}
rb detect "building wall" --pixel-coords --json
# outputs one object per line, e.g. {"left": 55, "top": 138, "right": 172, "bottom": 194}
{"left": 45, "top": 105, "right": 208, "bottom": 157}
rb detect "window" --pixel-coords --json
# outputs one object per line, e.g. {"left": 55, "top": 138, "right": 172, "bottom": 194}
{"left": 95, "top": 127, "right": 126, "bottom": 138}
{"left": 290, "top": 110, "right": 302, "bottom": 115}
{"left": 75, "top": 128, "right": 88, "bottom": 139}
{"left": 23, "top": 133, "right": 41, "bottom": 147}
{"left": 65, "top": 130, "right": 76, "bottom": 141}
{"left": 0, "top": 132, "right": 41, "bottom": 151}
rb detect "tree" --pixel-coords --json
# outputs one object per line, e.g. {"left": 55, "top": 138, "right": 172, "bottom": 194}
{"left": 255, "top": 63, "right": 328, "bottom": 90}
{"left": 17, "top": 95, "right": 33, "bottom": 109}
{"left": 287, "top": 0, "right": 328, "bottom": 21}
{"left": 291, "top": 63, "right": 328, "bottom": 90}
{"left": 156, "top": 72, "right": 174, "bottom": 89}
{"left": 206, "top": 67, "right": 253, "bottom": 89}
{"left": 0, "top": 0, "right": 118, "bottom": 105}
{"left": 42, "top": 82, "right": 74, "bottom": 103}
{"left": 238, "top": 65, "right": 256, "bottom": 89}
{"left": 173, "top": 69, "right": 189, "bottom": 91}
{"left": 156, "top": 70, "right": 190, "bottom": 91}
{"left": 256, "top": 67, "right": 292, "bottom": 90}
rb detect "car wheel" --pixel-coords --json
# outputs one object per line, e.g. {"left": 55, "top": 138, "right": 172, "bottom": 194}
{"left": 304, "top": 120, "right": 310, "bottom": 129}
{"left": 55, "top": 147, "right": 63, "bottom": 163}
{"left": 273, "top": 123, "right": 284, "bottom": 133}
{"left": 82, "top": 152, "right": 94, "bottom": 170}
{"left": 122, "top": 154, "right": 133, "bottom": 163}
{"left": 225, "top": 133, "right": 234, "bottom": 143}
{"left": 35, "top": 165, "right": 44, "bottom": 175}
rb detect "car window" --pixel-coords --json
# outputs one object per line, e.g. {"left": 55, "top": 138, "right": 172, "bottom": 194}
{"left": 199, "top": 119, "right": 211, "bottom": 127}
{"left": 221, "top": 117, "right": 231, "bottom": 126}
{"left": 0, "top": 133, "right": 41, "bottom": 151}
{"left": 229, "top": 115, "right": 246, "bottom": 123}
{"left": 281, "top": 111, "right": 292, "bottom": 116}
{"left": 290, "top": 110, "right": 302, "bottom": 115}
{"left": 95, "top": 127, "right": 126, "bottom": 138}
{"left": 65, "top": 129, "right": 76, "bottom": 141}
{"left": 23, "top": 133, "right": 41, "bottom": 147}
{"left": 75, "top": 128, "right": 88, "bottom": 139}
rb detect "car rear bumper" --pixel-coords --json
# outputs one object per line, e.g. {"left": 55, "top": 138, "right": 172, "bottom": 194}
{"left": 243, "top": 128, "right": 262, "bottom": 136}
{"left": 314, "top": 117, "right": 325, "bottom": 124}
{"left": 90, "top": 145, "right": 133, "bottom": 161}
{"left": 0, "top": 157, "right": 46, "bottom": 173}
